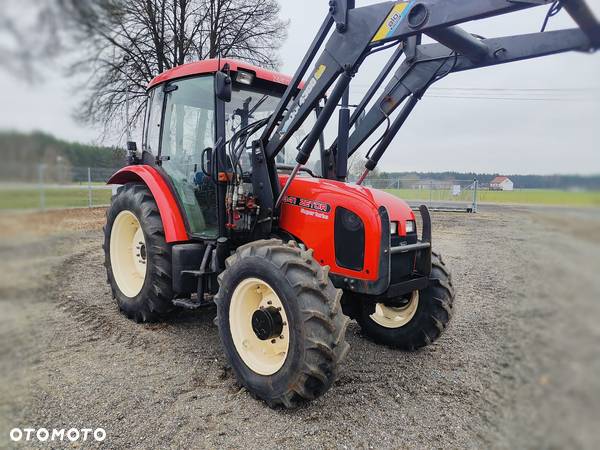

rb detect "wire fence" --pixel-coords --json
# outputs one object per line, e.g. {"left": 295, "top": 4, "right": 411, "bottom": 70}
{"left": 0, "top": 163, "right": 480, "bottom": 212}
{"left": 0, "top": 164, "right": 117, "bottom": 211}
{"left": 358, "top": 178, "right": 479, "bottom": 212}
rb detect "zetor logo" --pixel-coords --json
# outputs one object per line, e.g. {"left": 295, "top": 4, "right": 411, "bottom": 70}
{"left": 283, "top": 195, "right": 331, "bottom": 213}
{"left": 9, "top": 427, "right": 106, "bottom": 443}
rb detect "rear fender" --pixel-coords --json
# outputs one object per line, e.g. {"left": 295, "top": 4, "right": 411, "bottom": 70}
{"left": 107, "top": 165, "right": 189, "bottom": 243}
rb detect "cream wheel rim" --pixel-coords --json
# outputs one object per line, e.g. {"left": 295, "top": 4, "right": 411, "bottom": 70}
{"left": 110, "top": 210, "right": 147, "bottom": 298}
{"left": 370, "top": 291, "right": 419, "bottom": 328}
{"left": 229, "top": 278, "right": 290, "bottom": 376}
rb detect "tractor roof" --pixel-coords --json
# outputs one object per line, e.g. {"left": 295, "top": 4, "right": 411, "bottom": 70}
{"left": 147, "top": 58, "right": 297, "bottom": 90}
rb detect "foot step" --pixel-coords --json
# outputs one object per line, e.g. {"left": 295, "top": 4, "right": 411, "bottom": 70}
{"left": 172, "top": 298, "right": 215, "bottom": 310}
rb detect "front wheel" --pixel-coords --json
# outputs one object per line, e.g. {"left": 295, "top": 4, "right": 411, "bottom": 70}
{"left": 356, "top": 252, "right": 454, "bottom": 350}
{"left": 215, "top": 239, "right": 350, "bottom": 408}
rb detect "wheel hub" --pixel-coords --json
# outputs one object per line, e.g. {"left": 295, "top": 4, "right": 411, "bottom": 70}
{"left": 138, "top": 243, "right": 147, "bottom": 262}
{"left": 252, "top": 306, "right": 284, "bottom": 341}
{"left": 229, "top": 278, "right": 290, "bottom": 376}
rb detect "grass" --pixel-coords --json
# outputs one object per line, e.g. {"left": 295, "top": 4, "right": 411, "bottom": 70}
{"left": 385, "top": 188, "right": 600, "bottom": 207}
{"left": 476, "top": 189, "right": 600, "bottom": 207}
{"left": 1, "top": 185, "right": 599, "bottom": 210}
{"left": 0, "top": 187, "right": 112, "bottom": 210}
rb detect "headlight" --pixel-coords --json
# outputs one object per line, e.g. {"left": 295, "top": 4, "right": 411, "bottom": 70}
{"left": 390, "top": 221, "right": 398, "bottom": 235}
{"left": 405, "top": 220, "right": 416, "bottom": 234}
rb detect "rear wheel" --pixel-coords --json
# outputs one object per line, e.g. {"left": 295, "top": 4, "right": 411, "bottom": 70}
{"left": 215, "top": 239, "right": 350, "bottom": 408}
{"left": 103, "top": 183, "right": 175, "bottom": 322}
{"left": 356, "top": 252, "right": 454, "bottom": 350}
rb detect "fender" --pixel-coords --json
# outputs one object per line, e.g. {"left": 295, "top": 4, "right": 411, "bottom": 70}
{"left": 107, "top": 165, "right": 189, "bottom": 243}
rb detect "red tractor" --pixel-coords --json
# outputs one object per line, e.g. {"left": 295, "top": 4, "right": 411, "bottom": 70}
{"left": 104, "top": 0, "right": 599, "bottom": 407}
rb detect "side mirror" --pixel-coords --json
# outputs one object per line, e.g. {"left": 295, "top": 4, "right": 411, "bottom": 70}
{"left": 127, "top": 141, "right": 140, "bottom": 164}
{"left": 201, "top": 147, "right": 212, "bottom": 176}
{"left": 215, "top": 66, "right": 232, "bottom": 102}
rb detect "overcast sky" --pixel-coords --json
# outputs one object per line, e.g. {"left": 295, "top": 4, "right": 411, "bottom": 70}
{"left": 1, "top": 0, "right": 599, "bottom": 175}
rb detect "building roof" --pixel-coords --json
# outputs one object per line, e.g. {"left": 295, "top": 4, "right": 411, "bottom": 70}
{"left": 490, "top": 176, "right": 511, "bottom": 184}
{"left": 147, "top": 58, "right": 299, "bottom": 90}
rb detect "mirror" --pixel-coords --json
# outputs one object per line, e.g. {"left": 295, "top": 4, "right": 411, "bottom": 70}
{"left": 215, "top": 70, "right": 232, "bottom": 102}
{"left": 201, "top": 147, "right": 212, "bottom": 176}
{"left": 126, "top": 141, "right": 140, "bottom": 164}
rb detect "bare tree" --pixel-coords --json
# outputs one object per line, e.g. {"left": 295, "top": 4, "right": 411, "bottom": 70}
{"left": 0, "top": 0, "right": 64, "bottom": 82}
{"left": 2, "top": 0, "right": 288, "bottom": 137}
{"left": 66, "top": 0, "right": 287, "bottom": 134}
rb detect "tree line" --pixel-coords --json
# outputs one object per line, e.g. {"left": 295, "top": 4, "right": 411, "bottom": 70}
{"left": 0, "top": 131, "right": 126, "bottom": 183}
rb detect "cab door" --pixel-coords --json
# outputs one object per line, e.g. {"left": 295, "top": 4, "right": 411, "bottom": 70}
{"left": 157, "top": 75, "right": 219, "bottom": 238}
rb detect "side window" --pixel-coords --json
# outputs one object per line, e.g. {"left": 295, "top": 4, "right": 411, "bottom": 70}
{"left": 144, "top": 88, "right": 164, "bottom": 154}
{"left": 160, "top": 76, "right": 217, "bottom": 237}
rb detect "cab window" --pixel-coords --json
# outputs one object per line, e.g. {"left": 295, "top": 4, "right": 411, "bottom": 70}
{"left": 143, "top": 87, "right": 164, "bottom": 154}
{"left": 160, "top": 76, "right": 218, "bottom": 237}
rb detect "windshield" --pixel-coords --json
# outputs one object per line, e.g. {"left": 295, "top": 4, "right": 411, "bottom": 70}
{"left": 226, "top": 83, "right": 322, "bottom": 177}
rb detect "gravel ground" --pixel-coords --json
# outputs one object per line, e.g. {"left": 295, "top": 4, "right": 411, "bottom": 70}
{"left": 1, "top": 206, "right": 599, "bottom": 449}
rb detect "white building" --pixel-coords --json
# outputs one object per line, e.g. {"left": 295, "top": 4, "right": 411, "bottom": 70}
{"left": 490, "top": 176, "right": 514, "bottom": 191}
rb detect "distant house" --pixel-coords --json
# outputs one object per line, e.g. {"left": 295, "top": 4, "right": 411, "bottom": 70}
{"left": 490, "top": 176, "right": 514, "bottom": 191}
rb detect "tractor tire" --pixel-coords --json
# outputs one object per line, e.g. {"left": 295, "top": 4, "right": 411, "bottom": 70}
{"left": 103, "top": 183, "right": 175, "bottom": 323}
{"left": 356, "top": 252, "right": 454, "bottom": 350}
{"left": 215, "top": 239, "right": 350, "bottom": 408}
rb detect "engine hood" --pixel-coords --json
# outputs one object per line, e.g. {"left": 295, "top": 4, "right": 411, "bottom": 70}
{"left": 279, "top": 175, "right": 415, "bottom": 223}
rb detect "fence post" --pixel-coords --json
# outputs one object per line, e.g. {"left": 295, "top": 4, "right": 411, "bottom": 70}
{"left": 429, "top": 180, "right": 433, "bottom": 208}
{"left": 88, "top": 167, "right": 93, "bottom": 208}
{"left": 472, "top": 178, "right": 478, "bottom": 213}
{"left": 38, "top": 164, "right": 46, "bottom": 211}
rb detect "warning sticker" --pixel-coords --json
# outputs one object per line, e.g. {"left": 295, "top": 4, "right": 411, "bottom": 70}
{"left": 371, "top": 0, "right": 415, "bottom": 43}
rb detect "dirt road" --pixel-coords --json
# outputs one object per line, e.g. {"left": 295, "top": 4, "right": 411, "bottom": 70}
{"left": 1, "top": 206, "right": 599, "bottom": 449}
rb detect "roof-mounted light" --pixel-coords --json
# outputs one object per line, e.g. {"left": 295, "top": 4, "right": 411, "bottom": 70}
{"left": 236, "top": 70, "right": 255, "bottom": 86}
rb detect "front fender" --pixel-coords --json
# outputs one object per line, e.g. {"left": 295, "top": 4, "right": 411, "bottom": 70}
{"left": 108, "top": 165, "right": 189, "bottom": 243}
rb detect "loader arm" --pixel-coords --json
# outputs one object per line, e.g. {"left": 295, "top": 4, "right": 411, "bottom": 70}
{"left": 250, "top": 0, "right": 599, "bottom": 232}
{"left": 345, "top": 27, "right": 594, "bottom": 173}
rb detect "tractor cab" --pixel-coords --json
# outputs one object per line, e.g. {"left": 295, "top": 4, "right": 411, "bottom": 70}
{"left": 139, "top": 59, "right": 321, "bottom": 240}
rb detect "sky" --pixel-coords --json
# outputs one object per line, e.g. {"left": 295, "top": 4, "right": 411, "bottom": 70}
{"left": 0, "top": 0, "right": 599, "bottom": 175}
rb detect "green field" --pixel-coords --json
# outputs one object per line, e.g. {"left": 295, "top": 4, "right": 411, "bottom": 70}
{"left": 0, "top": 188, "right": 112, "bottom": 210}
{"left": 1, "top": 186, "right": 599, "bottom": 210}
{"left": 386, "top": 188, "right": 600, "bottom": 207}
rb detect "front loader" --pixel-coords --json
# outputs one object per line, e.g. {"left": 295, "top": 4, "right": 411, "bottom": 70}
{"left": 103, "top": 0, "right": 599, "bottom": 408}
